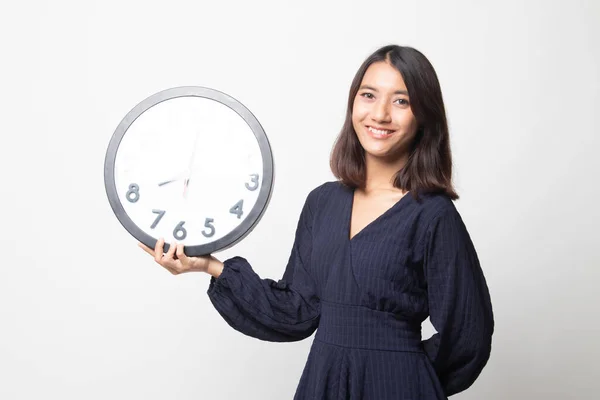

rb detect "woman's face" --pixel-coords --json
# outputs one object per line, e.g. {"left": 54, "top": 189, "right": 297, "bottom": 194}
{"left": 352, "top": 61, "right": 419, "bottom": 162}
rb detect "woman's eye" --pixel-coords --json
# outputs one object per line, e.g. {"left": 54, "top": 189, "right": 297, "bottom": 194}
{"left": 395, "top": 98, "right": 409, "bottom": 105}
{"left": 361, "top": 92, "right": 374, "bottom": 99}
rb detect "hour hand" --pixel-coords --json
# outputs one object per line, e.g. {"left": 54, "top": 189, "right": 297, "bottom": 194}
{"left": 158, "top": 179, "right": 177, "bottom": 187}
{"left": 157, "top": 171, "right": 187, "bottom": 187}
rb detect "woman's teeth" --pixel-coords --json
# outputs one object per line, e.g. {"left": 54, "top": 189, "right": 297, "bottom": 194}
{"left": 368, "top": 126, "right": 393, "bottom": 136}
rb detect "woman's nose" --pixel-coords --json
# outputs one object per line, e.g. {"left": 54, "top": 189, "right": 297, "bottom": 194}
{"left": 371, "top": 100, "right": 391, "bottom": 123}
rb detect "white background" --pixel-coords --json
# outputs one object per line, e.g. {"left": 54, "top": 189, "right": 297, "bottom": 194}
{"left": 1, "top": 0, "right": 598, "bottom": 399}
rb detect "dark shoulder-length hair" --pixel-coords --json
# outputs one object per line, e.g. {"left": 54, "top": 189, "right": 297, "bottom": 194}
{"left": 330, "top": 44, "right": 459, "bottom": 201}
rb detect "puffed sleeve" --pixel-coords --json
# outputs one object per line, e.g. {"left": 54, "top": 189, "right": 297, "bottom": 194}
{"left": 421, "top": 206, "right": 494, "bottom": 396}
{"left": 206, "top": 188, "right": 321, "bottom": 342}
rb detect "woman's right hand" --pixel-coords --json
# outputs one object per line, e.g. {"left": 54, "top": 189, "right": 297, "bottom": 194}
{"left": 139, "top": 237, "right": 223, "bottom": 277}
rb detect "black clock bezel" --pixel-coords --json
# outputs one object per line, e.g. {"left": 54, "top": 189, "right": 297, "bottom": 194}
{"left": 104, "top": 86, "right": 274, "bottom": 256}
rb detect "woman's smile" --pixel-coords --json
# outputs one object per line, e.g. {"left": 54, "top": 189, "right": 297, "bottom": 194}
{"left": 366, "top": 125, "right": 396, "bottom": 139}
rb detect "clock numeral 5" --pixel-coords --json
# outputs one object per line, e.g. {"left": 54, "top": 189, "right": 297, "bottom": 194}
{"left": 126, "top": 183, "right": 140, "bottom": 202}
{"left": 202, "top": 218, "right": 215, "bottom": 238}
{"left": 245, "top": 174, "right": 259, "bottom": 191}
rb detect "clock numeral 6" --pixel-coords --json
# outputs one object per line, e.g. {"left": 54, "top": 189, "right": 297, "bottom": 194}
{"left": 245, "top": 174, "right": 259, "bottom": 191}
{"left": 230, "top": 199, "right": 244, "bottom": 219}
{"left": 173, "top": 221, "right": 187, "bottom": 240}
{"left": 126, "top": 183, "right": 140, "bottom": 203}
{"left": 202, "top": 218, "right": 215, "bottom": 238}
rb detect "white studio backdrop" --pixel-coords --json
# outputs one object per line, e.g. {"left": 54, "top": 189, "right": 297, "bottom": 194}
{"left": 1, "top": 0, "right": 598, "bottom": 399}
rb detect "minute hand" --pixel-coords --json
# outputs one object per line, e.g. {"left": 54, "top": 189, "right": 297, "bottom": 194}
{"left": 183, "top": 132, "right": 201, "bottom": 198}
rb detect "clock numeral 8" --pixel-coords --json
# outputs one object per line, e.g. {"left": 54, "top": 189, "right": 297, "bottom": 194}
{"left": 126, "top": 183, "right": 140, "bottom": 203}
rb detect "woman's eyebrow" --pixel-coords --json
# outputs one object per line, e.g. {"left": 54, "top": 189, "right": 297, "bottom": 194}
{"left": 359, "top": 85, "right": 409, "bottom": 95}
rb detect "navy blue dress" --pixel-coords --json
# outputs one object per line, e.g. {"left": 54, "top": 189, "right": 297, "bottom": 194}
{"left": 207, "top": 181, "right": 494, "bottom": 399}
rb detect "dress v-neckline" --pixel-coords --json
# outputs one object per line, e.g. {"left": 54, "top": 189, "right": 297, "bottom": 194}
{"left": 346, "top": 186, "right": 412, "bottom": 242}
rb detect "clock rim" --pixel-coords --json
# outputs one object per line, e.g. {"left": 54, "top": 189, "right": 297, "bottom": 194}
{"left": 104, "top": 86, "right": 275, "bottom": 256}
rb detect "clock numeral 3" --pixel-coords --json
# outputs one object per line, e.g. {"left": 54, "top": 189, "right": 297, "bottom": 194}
{"left": 126, "top": 183, "right": 140, "bottom": 203}
{"left": 245, "top": 174, "right": 259, "bottom": 191}
{"left": 202, "top": 218, "right": 215, "bottom": 238}
{"left": 230, "top": 199, "right": 244, "bottom": 219}
{"left": 151, "top": 209, "right": 165, "bottom": 229}
{"left": 173, "top": 221, "right": 187, "bottom": 240}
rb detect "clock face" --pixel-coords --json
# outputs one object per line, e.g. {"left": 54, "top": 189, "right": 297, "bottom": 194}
{"left": 104, "top": 87, "right": 274, "bottom": 256}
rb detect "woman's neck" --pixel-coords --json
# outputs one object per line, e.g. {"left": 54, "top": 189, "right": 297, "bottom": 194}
{"left": 363, "top": 153, "right": 408, "bottom": 193}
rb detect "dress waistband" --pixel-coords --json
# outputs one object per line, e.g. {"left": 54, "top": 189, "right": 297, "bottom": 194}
{"left": 315, "top": 301, "right": 423, "bottom": 352}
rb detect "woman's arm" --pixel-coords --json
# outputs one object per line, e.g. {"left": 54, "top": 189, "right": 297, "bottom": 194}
{"left": 422, "top": 206, "right": 495, "bottom": 396}
{"left": 206, "top": 186, "right": 322, "bottom": 342}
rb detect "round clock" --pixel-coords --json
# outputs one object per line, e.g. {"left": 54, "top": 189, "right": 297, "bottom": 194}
{"left": 104, "top": 86, "right": 274, "bottom": 256}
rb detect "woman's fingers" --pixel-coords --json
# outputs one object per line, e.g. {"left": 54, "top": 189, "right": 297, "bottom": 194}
{"left": 154, "top": 238, "right": 165, "bottom": 263}
{"left": 176, "top": 243, "right": 187, "bottom": 263}
{"left": 138, "top": 238, "right": 185, "bottom": 275}
{"left": 175, "top": 244, "right": 193, "bottom": 274}
{"left": 163, "top": 241, "right": 183, "bottom": 274}
{"left": 165, "top": 241, "right": 177, "bottom": 260}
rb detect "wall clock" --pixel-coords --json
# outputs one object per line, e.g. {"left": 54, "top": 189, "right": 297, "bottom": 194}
{"left": 104, "top": 86, "right": 274, "bottom": 256}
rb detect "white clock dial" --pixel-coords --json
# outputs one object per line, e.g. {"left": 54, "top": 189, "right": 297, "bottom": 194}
{"left": 105, "top": 87, "right": 274, "bottom": 256}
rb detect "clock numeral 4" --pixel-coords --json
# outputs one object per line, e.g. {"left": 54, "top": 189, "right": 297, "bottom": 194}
{"left": 245, "top": 174, "right": 259, "bottom": 191}
{"left": 126, "top": 183, "right": 140, "bottom": 203}
{"left": 230, "top": 199, "right": 244, "bottom": 219}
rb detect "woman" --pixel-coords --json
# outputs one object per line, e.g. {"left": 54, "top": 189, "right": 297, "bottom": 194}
{"left": 140, "top": 44, "right": 494, "bottom": 399}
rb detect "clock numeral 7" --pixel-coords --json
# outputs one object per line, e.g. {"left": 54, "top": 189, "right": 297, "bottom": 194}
{"left": 245, "top": 174, "right": 259, "bottom": 191}
{"left": 151, "top": 210, "right": 187, "bottom": 240}
{"left": 151, "top": 209, "right": 165, "bottom": 229}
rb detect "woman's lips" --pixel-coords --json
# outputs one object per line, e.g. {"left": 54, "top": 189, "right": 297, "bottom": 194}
{"left": 366, "top": 125, "right": 394, "bottom": 139}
